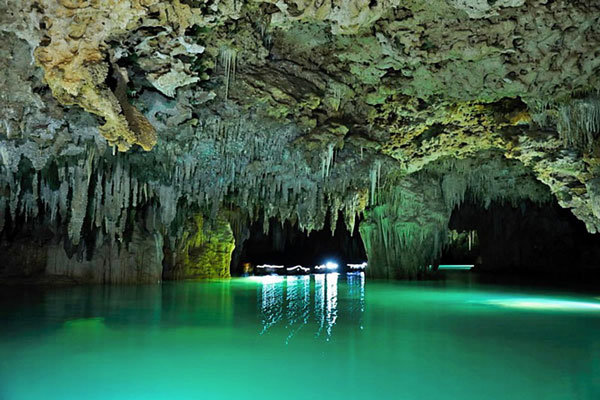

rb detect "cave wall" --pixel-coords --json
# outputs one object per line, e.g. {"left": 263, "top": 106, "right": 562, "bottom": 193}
{"left": 1, "top": 0, "right": 600, "bottom": 281}
{"left": 44, "top": 227, "right": 164, "bottom": 284}
{"left": 0, "top": 224, "right": 164, "bottom": 284}
{"left": 163, "top": 214, "right": 235, "bottom": 280}
{"left": 0, "top": 208, "right": 234, "bottom": 284}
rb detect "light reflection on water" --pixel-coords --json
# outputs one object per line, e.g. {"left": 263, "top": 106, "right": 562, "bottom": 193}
{"left": 1, "top": 274, "right": 599, "bottom": 400}
{"left": 347, "top": 271, "right": 365, "bottom": 329}
{"left": 259, "top": 275, "right": 284, "bottom": 334}
{"left": 258, "top": 272, "right": 364, "bottom": 342}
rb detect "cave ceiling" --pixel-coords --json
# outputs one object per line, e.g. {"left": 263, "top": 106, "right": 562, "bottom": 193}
{"left": 1, "top": 0, "right": 599, "bottom": 275}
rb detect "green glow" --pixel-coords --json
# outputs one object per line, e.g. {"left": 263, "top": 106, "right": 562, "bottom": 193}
{"left": 247, "top": 275, "right": 285, "bottom": 284}
{"left": 0, "top": 277, "right": 599, "bottom": 399}
{"left": 438, "top": 264, "right": 474, "bottom": 270}
{"left": 483, "top": 297, "right": 600, "bottom": 311}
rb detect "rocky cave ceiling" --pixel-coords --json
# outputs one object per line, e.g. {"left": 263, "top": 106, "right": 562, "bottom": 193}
{"left": 0, "top": 0, "right": 599, "bottom": 279}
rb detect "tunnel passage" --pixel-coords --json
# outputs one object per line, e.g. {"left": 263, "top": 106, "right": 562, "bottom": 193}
{"left": 442, "top": 199, "right": 600, "bottom": 277}
{"left": 231, "top": 213, "right": 366, "bottom": 275}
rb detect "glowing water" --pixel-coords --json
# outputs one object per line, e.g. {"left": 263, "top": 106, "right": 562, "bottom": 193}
{"left": 438, "top": 264, "right": 474, "bottom": 270}
{"left": 0, "top": 275, "right": 599, "bottom": 399}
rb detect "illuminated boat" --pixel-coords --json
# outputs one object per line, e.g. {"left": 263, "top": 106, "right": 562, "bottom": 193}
{"left": 286, "top": 265, "right": 311, "bottom": 275}
{"left": 255, "top": 264, "right": 285, "bottom": 275}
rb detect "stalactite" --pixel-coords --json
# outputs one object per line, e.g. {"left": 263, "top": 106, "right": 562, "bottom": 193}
{"left": 0, "top": 109, "right": 389, "bottom": 267}
{"left": 0, "top": 196, "right": 5, "bottom": 233}
{"left": 67, "top": 148, "right": 95, "bottom": 245}
{"left": 431, "top": 155, "right": 551, "bottom": 210}
{"left": 557, "top": 96, "right": 600, "bottom": 151}
{"left": 528, "top": 99, "right": 553, "bottom": 129}
{"left": 321, "top": 144, "right": 335, "bottom": 180}
{"left": 360, "top": 177, "right": 451, "bottom": 278}
{"left": 441, "top": 174, "right": 467, "bottom": 210}
{"left": 369, "top": 160, "right": 381, "bottom": 206}
{"left": 219, "top": 46, "right": 237, "bottom": 99}
{"left": 159, "top": 185, "right": 178, "bottom": 227}
{"left": 9, "top": 178, "right": 20, "bottom": 222}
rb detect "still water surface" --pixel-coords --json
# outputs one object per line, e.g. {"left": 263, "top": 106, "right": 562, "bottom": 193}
{"left": 1, "top": 273, "right": 599, "bottom": 399}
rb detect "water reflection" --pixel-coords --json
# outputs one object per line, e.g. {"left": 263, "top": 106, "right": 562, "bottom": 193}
{"left": 0, "top": 275, "right": 366, "bottom": 342}
{"left": 325, "top": 273, "right": 338, "bottom": 340}
{"left": 258, "top": 272, "right": 365, "bottom": 342}
{"left": 347, "top": 272, "right": 365, "bottom": 329}
{"left": 314, "top": 273, "right": 326, "bottom": 338}
{"left": 285, "top": 276, "right": 311, "bottom": 343}
{"left": 2, "top": 276, "right": 600, "bottom": 400}
{"left": 259, "top": 276, "right": 285, "bottom": 334}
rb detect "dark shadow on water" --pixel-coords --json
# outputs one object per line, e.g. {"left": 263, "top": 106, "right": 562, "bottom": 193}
{"left": 437, "top": 270, "right": 600, "bottom": 296}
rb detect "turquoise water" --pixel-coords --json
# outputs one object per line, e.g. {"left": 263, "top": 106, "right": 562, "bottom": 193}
{"left": 1, "top": 273, "right": 599, "bottom": 400}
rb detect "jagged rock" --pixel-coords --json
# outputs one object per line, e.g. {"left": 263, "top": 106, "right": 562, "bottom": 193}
{"left": 448, "top": 0, "right": 525, "bottom": 19}
{"left": 1, "top": 0, "right": 600, "bottom": 280}
{"left": 0, "top": 222, "right": 164, "bottom": 284}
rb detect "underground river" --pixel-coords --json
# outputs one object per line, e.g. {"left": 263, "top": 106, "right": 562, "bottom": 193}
{"left": 1, "top": 273, "right": 599, "bottom": 400}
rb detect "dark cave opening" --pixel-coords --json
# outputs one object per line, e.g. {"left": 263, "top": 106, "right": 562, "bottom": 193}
{"left": 443, "top": 199, "right": 600, "bottom": 278}
{"left": 232, "top": 213, "right": 366, "bottom": 275}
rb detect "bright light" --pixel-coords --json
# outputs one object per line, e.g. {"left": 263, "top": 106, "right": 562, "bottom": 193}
{"left": 438, "top": 264, "right": 474, "bottom": 270}
{"left": 286, "top": 265, "right": 310, "bottom": 272}
{"left": 483, "top": 298, "right": 600, "bottom": 311}
{"left": 348, "top": 262, "right": 367, "bottom": 270}
{"left": 256, "top": 264, "right": 284, "bottom": 269}
{"left": 315, "top": 261, "right": 339, "bottom": 271}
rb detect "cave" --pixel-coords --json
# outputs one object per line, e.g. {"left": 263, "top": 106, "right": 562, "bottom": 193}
{"left": 1, "top": 1, "right": 600, "bottom": 399}
{"left": 442, "top": 199, "right": 600, "bottom": 281}
{"left": 232, "top": 213, "right": 366, "bottom": 274}
{"left": 445, "top": 199, "right": 600, "bottom": 276}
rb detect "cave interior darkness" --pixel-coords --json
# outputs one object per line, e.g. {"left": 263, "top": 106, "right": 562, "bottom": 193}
{"left": 231, "top": 199, "right": 600, "bottom": 279}
{"left": 233, "top": 213, "right": 367, "bottom": 275}
{"left": 444, "top": 199, "right": 600, "bottom": 277}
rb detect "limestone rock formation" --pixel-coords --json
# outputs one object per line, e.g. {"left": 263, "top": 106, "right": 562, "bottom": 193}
{"left": 1, "top": 0, "right": 599, "bottom": 281}
{"left": 164, "top": 214, "right": 235, "bottom": 280}
{"left": 0, "top": 220, "right": 164, "bottom": 284}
